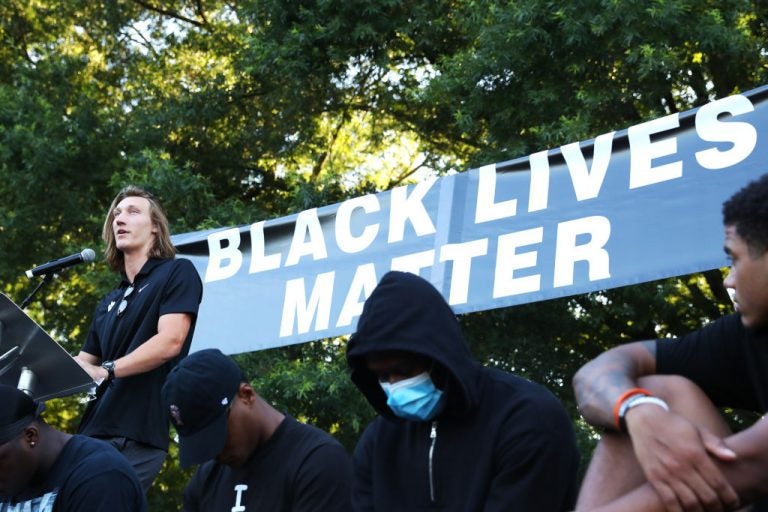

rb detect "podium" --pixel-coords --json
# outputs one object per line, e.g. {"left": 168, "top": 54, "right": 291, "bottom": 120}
{"left": 0, "top": 293, "right": 94, "bottom": 401}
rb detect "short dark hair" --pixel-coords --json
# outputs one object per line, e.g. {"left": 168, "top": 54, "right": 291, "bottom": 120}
{"left": 723, "top": 174, "right": 768, "bottom": 256}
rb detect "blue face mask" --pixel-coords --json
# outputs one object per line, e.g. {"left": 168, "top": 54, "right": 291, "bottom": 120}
{"left": 379, "top": 372, "right": 444, "bottom": 421}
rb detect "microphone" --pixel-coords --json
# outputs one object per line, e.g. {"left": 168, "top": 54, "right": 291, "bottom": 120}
{"left": 25, "top": 248, "right": 96, "bottom": 278}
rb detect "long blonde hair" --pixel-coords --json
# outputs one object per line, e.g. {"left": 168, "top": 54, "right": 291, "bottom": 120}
{"left": 102, "top": 185, "right": 176, "bottom": 272}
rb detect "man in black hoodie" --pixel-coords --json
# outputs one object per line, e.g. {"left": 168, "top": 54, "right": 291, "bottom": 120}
{"left": 346, "top": 271, "right": 580, "bottom": 511}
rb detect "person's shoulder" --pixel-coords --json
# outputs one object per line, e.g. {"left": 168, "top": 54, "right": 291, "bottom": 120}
{"left": 483, "top": 366, "right": 550, "bottom": 393}
{"left": 279, "top": 418, "right": 351, "bottom": 468}
{"left": 282, "top": 419, "right": 352, "bottom": 482}
{"left": 182, "top": 459, "right": 235, "bottom": 503}
{"left": 706, "top": 312, "right": 744, "bottom": 330}
{"left": 59, "top": 436, "right": 143, "bottom": 490}
{"left": 56, "top": 437, "right": 145, "bottom": 512}
{"left": 171, "top": 256, "right": 197, "bottom": 269}
{"left": 716, "top": 312, "right": 768, "bottom": 345}
{"left": 147, "top": 256, "right": 195, "bottom": 273}
{"left": 64, "top": 435, "right": 134, "bottom": 469}
{"left": 351, "top": 415, "right": 388, "bottom": 449}
{"left": 169, "top": 257, "right": 202, "bottom": 282}
{"left": 147, "top": 257, "right": 201, "bottom": 291}
{"left": 481, "top": 367, "right": 568, "bottom": 415}
{"left": 189, "top": 458, "right": 222, "bottom": 485}
{"left": 64, "top": 434, "right": 111, "bottom": 455}
{"left": 287, "top": 416, "right": 344, "bottom": 447}
{"left": 472, "top": 372, "right": 576, "bottom": 453}
{"left": 670, "top": 312, "right": 748, "bottom": 345}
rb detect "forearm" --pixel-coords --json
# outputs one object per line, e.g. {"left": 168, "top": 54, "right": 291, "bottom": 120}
{"left": 111, "top": 332, "right": 183, "bottom": 376}
{"left": 584, "top": 484, "right": 664, "bottom": 512}
{"left": 76, "top": 313, "right": 191, "bottom": 380}
{"left": 721, "top": 419, "right": 768, "bottom": 501}
{"left": 75, "top": 351, "right": 107, "bottom": 382}
{"left": 583, "top": 420, "right": 768, "bottom": 512}
{"left": 589, "top": 454, "right": 761, "bottom": 512}
{"left": 573, "top": 341, "right": 657, "bottom": 429}
{"left": 113, "top": 313, "right": 192, "bottom": 377}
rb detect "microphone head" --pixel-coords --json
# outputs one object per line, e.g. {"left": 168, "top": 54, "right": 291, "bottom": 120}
{"left": 81, "top": 248, "right": 96, "bottom": 262}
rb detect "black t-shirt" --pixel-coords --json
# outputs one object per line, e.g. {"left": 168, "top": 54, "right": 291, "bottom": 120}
{"left": 657, "top": 313, "right": 768, "bottom": 412}
{"left": 0, "top": 435, "right": 146, "bottom": 512}
{"left": 78, "top": 258, "right": 203, "bottom": 450}
{"left": 657, "top": 313, "right": 768, "bottom": 510}
{"left": 183, "top": 416, "right": 352, "bottom": 512}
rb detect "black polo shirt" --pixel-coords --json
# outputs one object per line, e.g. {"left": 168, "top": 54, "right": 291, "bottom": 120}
{"left": 78, "top": 257, "right": 203, "bottom": 450}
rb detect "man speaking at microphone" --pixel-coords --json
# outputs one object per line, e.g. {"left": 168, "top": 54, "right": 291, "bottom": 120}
{"left": 73, "top": 185, "right": 203, "bottom": 493}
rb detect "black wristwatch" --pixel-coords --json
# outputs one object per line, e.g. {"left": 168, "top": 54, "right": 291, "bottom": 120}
{"left": 101, "top": 360, "right": 116, "bottom": 381}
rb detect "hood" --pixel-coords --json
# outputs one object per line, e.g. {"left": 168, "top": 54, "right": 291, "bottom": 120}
{"left": 347, "top": 271, "right": 481, "bottom": 419}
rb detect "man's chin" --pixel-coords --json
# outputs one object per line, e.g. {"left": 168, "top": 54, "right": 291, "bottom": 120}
{"left": 740, "top": 314, "right": 767, "bottom": 331}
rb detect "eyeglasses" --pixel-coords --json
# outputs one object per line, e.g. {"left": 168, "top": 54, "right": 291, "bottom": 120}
{"left": 116, "top": 285, "right": 135, "bottom": 318}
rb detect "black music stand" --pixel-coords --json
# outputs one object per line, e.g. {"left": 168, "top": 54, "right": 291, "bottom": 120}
{"left": 0, "top": 293, "right": 93, "bottom": 401}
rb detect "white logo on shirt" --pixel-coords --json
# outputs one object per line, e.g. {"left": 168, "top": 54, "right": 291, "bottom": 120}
{"left": 0, "top": 490, "right": 58, "bottom": 511}
{"left": 232, "top": 484, "right": 248, "bottom": 511}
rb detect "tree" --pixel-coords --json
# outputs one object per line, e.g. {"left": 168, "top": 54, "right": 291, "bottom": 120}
{"left": 0, "top": 1, "right": 766, "bottom": 508}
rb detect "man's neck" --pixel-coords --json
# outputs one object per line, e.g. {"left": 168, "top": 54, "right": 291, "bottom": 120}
{"left": 123, "top": 252, "right": 149, "bottom": 283}
{"left": 252, "top": 400, "right": 286, "bottom": 448}
{"left": 31, "top": 428, "right": 72, "bottom": 489}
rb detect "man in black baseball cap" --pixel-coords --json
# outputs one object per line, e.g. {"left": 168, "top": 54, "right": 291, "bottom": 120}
{"left": 0, "top": 384, "right": 145, "bottom": 511}
{"left": 161, "top": 346, "right": 244, "bottom": 467}
{"left": 162, "top": 348, "right": 352, "bottom": 511}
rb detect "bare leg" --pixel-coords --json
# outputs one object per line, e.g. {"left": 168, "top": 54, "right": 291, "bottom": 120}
{"left": 576, "top": 375, "right": 733, "bottom": 510}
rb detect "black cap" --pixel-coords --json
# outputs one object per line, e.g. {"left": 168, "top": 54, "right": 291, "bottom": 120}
{"left": 0, "top": 384, "right": 41, "bottom": 445}
{"left": 161, "top": 349, "right": 244, "bottom": 468}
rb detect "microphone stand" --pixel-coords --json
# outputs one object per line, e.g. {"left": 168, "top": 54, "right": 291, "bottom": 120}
{"left": 20, "top": 273, "right": 55, "bottom": 309}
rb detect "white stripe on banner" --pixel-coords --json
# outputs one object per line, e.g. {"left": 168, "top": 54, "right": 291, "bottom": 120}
{"left": 173, "top": 85, "right": 768, "bottom": 355}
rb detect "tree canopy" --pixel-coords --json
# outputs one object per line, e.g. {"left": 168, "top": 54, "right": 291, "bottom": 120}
{"left": 1, "top": 1, "right": 766, "bottom": 508}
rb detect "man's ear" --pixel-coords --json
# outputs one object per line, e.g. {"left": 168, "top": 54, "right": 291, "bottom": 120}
{"left": 237, "top": 382, "right": 258, "bottom": 404}
{"left": 22, "top": 424, "right": 40, "bottom": 448}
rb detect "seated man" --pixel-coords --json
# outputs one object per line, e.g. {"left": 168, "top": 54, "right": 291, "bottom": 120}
{"left": 346, "top": 270, "right": 580, "bottom": 511}
{"left": 0, "top": 384, "right": 146, "bottom": 511}
{"left": 161, "top": 348, "right": 352, "bottom": 511}
{"left": 572, "top": 173, "right": 768, "bottom": 511}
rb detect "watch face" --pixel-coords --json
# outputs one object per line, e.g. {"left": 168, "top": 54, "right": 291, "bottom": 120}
{"left": 102, "top": 361, "right": 115, "bottom": 378}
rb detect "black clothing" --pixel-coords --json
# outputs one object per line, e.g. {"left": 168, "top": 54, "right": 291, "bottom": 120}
{"left": 657, "top": 313, "right": 768, "bottom": 411}
{"left": 182, "top": 415, "right": 352, "bottom": 512}
{"left": 0, "top": 435, "right": 146, "bottom": 512}
{"left": 346, "top": 271, "right": 579, "bottom": 511}
{"left": 657, "top": 313, "right": 768, "bottom": 511}
{"left": 78, "top": 258, "right": 203, "bottom": 451}
{"left": 99, "top": 436, "right": 166, "bottom": 494}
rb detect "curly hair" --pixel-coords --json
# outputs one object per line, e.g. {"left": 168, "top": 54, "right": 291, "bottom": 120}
{"left": 722, "top": 173, "right": 768, "bottom": 256}
{"left": 102, "top": 185, "right": 176, "bottom": 272}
